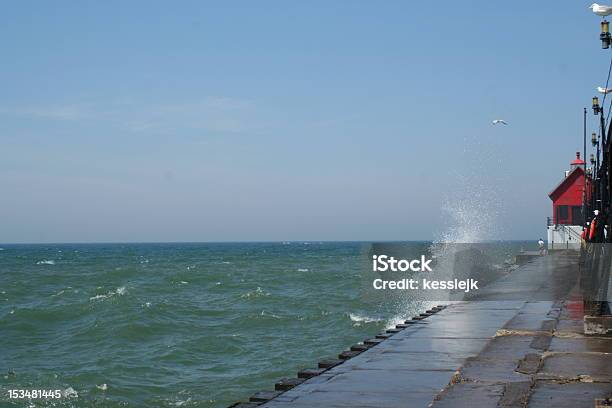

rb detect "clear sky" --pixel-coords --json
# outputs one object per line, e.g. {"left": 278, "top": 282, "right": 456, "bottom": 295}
{"left": 0, "top": 1, "right": 608, "bottom": 243}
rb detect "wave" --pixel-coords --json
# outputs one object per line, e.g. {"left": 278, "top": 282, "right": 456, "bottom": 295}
{"left": 171, "top": 398, "right": 192, "bottom": 406}
{"left": 348, "top": 313, "right": 384, "bottom": 324}
{"left": 259, "top": 310, "right": 281, "bottom": 319}
{"left": 384, "top": 315, "right": 407, "bottom": 330}
{"left": 89, "top": 294, "right": 109, "bottom": 301}
{"left": 240, "top": 287, "right": 270, "bottom": 299}
{"left": 297, "top": 268, "right": 309, "bottom": 272}
{"left": 36, "top": 260, "right": 55, "bottom": 265}
{"left": 349, "top": 313, "right": 407, "bottom": 329}
{"left": 52, "top": 289, "right": 65, "bottom": 297}
{"left": 90, "top": 286, "right": 127, "bottom": 301}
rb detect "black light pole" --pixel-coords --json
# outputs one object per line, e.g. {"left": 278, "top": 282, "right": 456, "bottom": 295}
{"left": 598, "top": 138, "right": 601, "bottom": 211}
{"left": 600, "top": 105, "right": 607, "bottom": 218}
{"left": 593, "top": 97, "right": 605, "bottom": 212}
{"left": 584, "top": 107, "right": 588, "bottom": 226}
{"left": 592, "top": 132, "right": 598, "bottom": 216}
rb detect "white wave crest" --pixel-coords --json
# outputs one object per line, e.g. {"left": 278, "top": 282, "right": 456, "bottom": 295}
{"left": 63, "top": 387, "right": 78, "bottom": 398}
{"left": 384, "top": 315, "right": 407, "bottom": 330}
{"left": 260, "top": 310, "right": 281, "bottom": 319}
{"left": 89, "top": 294, "right": 109, "bottom": 301}
{"left": 90, "top": 286, "right": 127, "bottom": 301}
{"left": 36, "top": 260, "right": 55, "bottom": 265}
{"left": 241, "top": 287, "right": 270, "bottom": 299}
{"left": 349, "top": 313, "right": 384, "bottom": 324}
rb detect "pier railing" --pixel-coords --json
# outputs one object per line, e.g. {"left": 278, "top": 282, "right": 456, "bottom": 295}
{"left": 558, "top": 224, "right": 583, "bottom": 242}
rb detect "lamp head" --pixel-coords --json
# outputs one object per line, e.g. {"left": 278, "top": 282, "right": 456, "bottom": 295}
{"left": 593, "top": 96, "right": 601, "bottom": 114}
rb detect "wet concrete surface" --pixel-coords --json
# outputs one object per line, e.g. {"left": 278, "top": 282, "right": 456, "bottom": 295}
{"left": 433, "top": 252, "right": 612, "bottom": 407}
{"left": 528, "top": 383, "right": 612, "bottom": 408}
{"left": 256, "top": 252, "right": 612, "bottom": 407}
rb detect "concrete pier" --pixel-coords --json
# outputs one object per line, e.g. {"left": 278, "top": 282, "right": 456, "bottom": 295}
{"left": 235, "top": 252, "right": 612, "bottom": 408}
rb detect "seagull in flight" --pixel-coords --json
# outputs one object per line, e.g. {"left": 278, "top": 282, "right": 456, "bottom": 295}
{"left": 492, "top": 119, "right": 508, "bottom": 125}
{"left": 590, "top": 3, "right": 612, "bottom": 17}
{"left": 598, "top": 86, "right": 612, "bottom": 94}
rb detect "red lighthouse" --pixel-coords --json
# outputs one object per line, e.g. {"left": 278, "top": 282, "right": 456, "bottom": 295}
{"left": 548, "top": 152, "right": 587, "bottom": 225}
{"left": 547, "top": 152, "right": 589, "bottom": 249}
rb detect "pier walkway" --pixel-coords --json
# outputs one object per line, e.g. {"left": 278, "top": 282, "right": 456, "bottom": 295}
{"left": 250, "top": 252, "right": 612, "bottom": 408}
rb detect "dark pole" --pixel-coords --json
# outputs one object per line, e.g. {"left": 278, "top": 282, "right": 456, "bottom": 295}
{"left": 584, "top": 107, "right": 588, "bottom": 226}
{"left": 602, "top": 109, "right": 607, "bottom": 149}
{"left": 598, "top": 138, "right": 601, "bottom": 211}
{"left": 601, "top": 109, "right": 607, "bottom": 216}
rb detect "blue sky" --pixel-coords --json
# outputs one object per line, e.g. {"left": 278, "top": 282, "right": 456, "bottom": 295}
{"left": 0, "top": 1, "right": 608, "bottom": 242}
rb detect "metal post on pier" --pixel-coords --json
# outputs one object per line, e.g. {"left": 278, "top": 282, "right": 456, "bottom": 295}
{"left": 584, "top": 108, "right": 587, "bottom": 225}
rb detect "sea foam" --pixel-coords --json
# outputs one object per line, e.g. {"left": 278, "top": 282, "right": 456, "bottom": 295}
{"left": 348, "top": 313, "right": 383, "bottom": 324}
{"left": 90, "top": 286, "right": 127, "bottom": 301}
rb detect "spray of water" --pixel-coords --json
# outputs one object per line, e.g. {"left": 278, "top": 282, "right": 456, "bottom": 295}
{"left": 373, "top": 130, "right": 509, "bottom": 323}
{"left": 428, "top": 132, "right": 508, "bottom": 303}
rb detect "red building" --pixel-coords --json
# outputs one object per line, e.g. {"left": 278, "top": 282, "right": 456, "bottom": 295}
{"left": 548, "top": 152, "right": 587, "bottom": 226}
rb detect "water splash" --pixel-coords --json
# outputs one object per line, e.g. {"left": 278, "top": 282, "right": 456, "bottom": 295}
{"left": 436, "top": 174, "right": 502, "bottom": 245}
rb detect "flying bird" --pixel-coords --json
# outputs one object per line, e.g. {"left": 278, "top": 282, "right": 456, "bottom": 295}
{"left": 590, "top": 3, "right": 612, "bottom": 17}
{"left": 492, "top": 119, "right": 508, "bottom": 125}
{"left": 598, "top": 86, "right": 612, "bottom": 94}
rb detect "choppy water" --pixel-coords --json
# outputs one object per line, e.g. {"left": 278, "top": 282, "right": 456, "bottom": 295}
{"left": 0, "top": 242, "right": 530, "bottom": 407}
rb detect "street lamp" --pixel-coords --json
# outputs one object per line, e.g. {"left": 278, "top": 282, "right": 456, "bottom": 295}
{"left": 593, "top": 96, "right": 602, "bottom": 115}
{"left": 602, "top": 20, "right": 611, "bottom": 49}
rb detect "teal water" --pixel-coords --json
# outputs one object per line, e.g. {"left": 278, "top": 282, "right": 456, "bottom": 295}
{"left": 0, "top": 242, "right": 528, "bottom": 407}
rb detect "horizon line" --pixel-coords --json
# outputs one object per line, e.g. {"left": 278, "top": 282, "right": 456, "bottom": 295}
{"left": 0, "top": 239, "right": 540, "bottom": 246}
